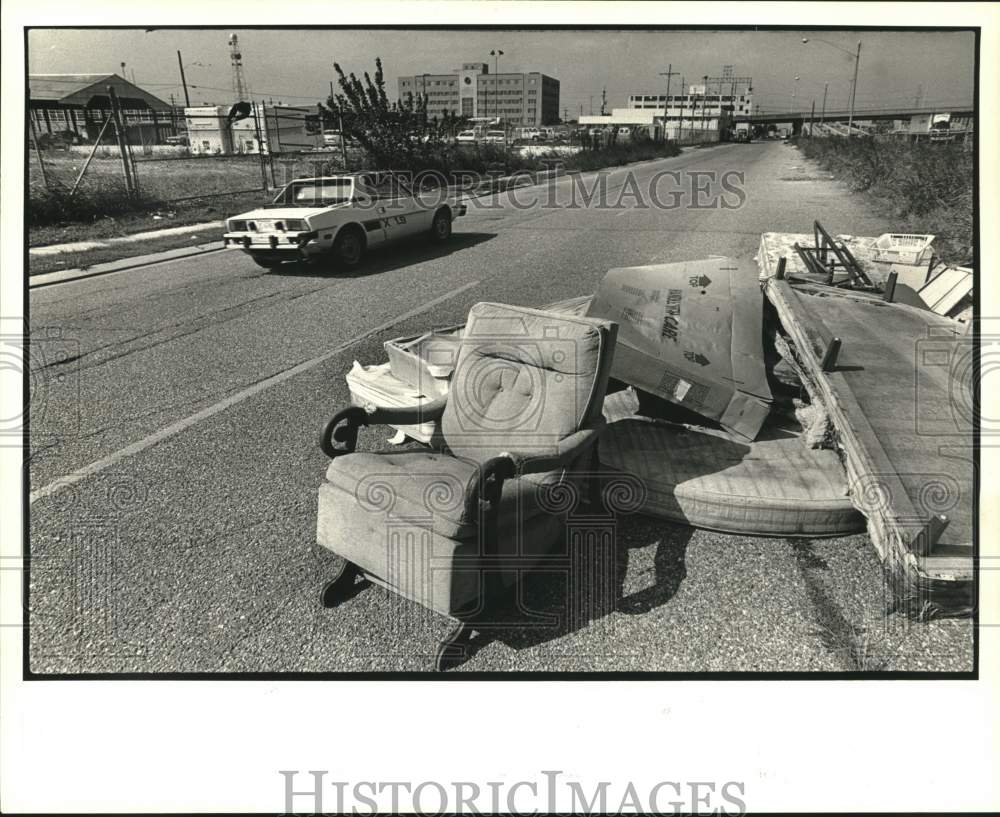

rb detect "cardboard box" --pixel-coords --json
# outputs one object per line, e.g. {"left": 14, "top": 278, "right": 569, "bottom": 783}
{"left": 586, "top": 257, "right": 773, "bottom": 440}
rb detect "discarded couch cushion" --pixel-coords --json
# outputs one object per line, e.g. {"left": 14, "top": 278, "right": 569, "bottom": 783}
{"left": 586, "top": 257, "right": 773, "bottom": 440}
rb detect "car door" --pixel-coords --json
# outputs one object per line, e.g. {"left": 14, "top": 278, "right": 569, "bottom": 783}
{"left": 371, "top": 173, "right": 426, "bottom": 240}
{"left": 352, "top": 175, "right": 390, "bottom": 247}
{"left": 393, "top": 175, "right": 436, "bottom": 235}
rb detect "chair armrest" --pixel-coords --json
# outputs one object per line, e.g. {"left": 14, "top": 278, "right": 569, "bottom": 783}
{"left": 502, "top": 419, "right": 606, "bottom": 476}
{"left": 363, "top": 393, "right": 449, "bottom": 426}
{"left": 461, "top": 420, "right": 608, "bottom": 545}
{"left": 319, "top": 395, "right": 449, "bottom": 459}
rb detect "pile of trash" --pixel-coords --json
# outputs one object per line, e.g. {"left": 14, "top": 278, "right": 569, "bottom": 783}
{"left": 340, "top": 221, "right": 973, "bottom": 610}
{"left": 345, "top": 254, "right": 864, "bottom": 538}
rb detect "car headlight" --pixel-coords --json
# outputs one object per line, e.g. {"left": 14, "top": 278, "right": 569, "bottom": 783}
{"left": 228, "top": 219, "right": 247, "bottom": 231}
{"left": 283, "top": 219, "right": 307, "bottom": 231}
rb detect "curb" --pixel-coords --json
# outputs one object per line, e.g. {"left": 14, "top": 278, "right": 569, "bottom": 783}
{"left": 29, "top": 243, "right": 224, "bottom": 289}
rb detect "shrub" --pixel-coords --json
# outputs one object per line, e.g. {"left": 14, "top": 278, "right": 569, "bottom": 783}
{"left": 29, "top": 186, "right": 166, "bottom": 228}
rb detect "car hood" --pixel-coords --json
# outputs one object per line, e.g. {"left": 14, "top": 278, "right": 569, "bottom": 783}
{"left": 228, "top": 205, "right": 343, "bottom": 222}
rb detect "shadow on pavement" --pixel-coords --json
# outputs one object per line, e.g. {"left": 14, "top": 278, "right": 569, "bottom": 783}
{"left": 485, "top": 515, "right": 696, "bottom": 652}
{"left": 265, "top": 232, "right": 496, "bottom": 279}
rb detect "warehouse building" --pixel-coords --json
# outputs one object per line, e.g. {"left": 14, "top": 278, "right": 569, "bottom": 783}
{"left": 28, "top": 73, "right": 175, "bottom": 143}
{"left": 397, "top": 62, "right": 560, "bottom": 126}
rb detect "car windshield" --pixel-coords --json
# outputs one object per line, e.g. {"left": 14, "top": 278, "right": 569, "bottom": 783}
{"left": 276, "top": 179, "right": 353, "bottom": 206}
{"left": 487, "top": 131, "right": 505, "bottom": 137}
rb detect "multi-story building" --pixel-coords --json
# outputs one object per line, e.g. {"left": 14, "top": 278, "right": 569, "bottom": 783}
{"left": 627, "top": 84, "right": 754, "bottom": 120}
{"left": 397, "top": 62, "right": 560, "bottom": 126}
{"left": 580, "top": 80, "right": 754, "bottom": 143}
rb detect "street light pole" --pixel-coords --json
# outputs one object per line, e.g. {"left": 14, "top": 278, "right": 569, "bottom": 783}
{"left": 821, "top": 82, "right": 828, "bottom": 122}
{"left": 489, "top": 49, "right": 504, "bottom": 125}
{"left": 802, "top": 37, "right": 862, "bottom": 136}
{"left": 847, "top": 40, "right": 862, "bottom": 134}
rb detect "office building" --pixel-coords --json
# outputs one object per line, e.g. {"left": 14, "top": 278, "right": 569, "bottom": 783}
{"left": 398, "top": 62, "right": 560, "bottom": 126}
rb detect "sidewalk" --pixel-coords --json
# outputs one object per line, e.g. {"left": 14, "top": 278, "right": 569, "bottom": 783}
{"left": 29, "top": 220, "right": 223, "bottom": 257}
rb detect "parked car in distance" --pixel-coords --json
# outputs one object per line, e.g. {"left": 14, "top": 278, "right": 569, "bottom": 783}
{"left": 455, "top": 130, "right": 477, "bottom": 143}
{"left": 484, "top": 130, "right": 506, "bottom": 144}
{"left": 165, "top": 135, "right": 189, "bottom": 146}
{"left": 322, "top": 131, "right": 344, "bottom": 147}
{"left": 222, "top": 173, "right": 467, "bottom": 270}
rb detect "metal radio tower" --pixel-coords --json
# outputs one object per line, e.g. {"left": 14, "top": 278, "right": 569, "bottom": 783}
{"left": 228, "top": 33, "right": 250, "bottom": 102}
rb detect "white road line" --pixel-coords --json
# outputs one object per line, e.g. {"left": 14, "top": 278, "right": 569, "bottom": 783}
{"left": 29, "top": 280, "right": 481, "bottom": 505}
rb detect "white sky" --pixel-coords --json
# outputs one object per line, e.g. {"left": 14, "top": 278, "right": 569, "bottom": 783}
{"left": 28, "top": 28, "right": 976, "bottom": 115}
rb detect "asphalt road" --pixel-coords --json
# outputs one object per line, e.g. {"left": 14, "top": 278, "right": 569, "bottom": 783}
{"left": 27, "top": 141, "right": 973, "bottom": 673}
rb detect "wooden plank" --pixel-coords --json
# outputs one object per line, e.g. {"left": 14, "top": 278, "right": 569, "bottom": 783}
{"left": 764, "top": 279, "right": 973, "bottom": 591}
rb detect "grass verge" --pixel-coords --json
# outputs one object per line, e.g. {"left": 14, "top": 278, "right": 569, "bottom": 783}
{"left": 795, "top": 136, "right": 973, "bottom": 266}
{"left": 29, "top": 232, "right": 223, "bottom": 277}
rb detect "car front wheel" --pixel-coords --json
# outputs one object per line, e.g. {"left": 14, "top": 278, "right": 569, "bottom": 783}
{"left": 430, "top": 209, "right": 452, "bottom": 243}
{"left": 333, "top": 227, "right": 366, "bottom": 268}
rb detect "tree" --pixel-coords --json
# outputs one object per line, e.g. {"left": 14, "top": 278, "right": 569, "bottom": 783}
{"left": 324, "top": 57, "right": 469, "bottom": 171}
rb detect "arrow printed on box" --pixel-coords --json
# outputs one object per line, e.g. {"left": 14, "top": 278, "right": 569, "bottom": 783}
{"left": 684, "top": 351, "right": 711, "bottom": 367}
{"left": 688, "top": 275, "right": 712, "bottom": 288}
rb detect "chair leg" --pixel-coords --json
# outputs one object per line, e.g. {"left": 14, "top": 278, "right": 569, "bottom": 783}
{"left": 435, "top": 622, "right": 475, "bottom": 672}
{"left": 320, "top": 560, "right": 366, "bottom": 608}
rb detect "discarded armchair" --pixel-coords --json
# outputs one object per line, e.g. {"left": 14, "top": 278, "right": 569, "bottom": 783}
{"left": 316, "top": 302, "right": 618, "bottom": 670}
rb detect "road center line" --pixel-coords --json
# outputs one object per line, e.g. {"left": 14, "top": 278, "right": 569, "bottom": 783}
{"left": 29, "top": 280, "right": 481, "bottom": 505}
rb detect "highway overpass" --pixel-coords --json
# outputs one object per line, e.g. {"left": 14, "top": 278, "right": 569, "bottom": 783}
{"left": 740, "top": 103, "right": 974, "bottom": 125}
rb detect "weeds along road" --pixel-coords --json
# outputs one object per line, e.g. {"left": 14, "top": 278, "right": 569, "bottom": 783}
{"left": 27, "top": 140, "right": 972, "bottom": 673}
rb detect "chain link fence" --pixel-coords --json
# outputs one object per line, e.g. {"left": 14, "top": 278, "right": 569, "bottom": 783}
{"left": 29, "top": 103, "right": 370, "bottom": 226}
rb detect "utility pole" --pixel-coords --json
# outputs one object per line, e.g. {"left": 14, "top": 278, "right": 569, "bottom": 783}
{"left": 847, "top": 39, "right": 862, "bottom": 135}
{"left": 809, "top": 99, "right": 815, "bottom": 137}
{"left": 659, "top": 64, "right": 679, "bottom": 141}
{"left": 701, "top": 74, "right": 708, "bottom": 131}
{"left": 338, "top": 99, "right": 348, "bottom": 168}
{"left": 177, "top": 50, "right": 190, "bottom": 108}
{"left": 600, "top": 87, "right": 607, "bottom": 115}
{"left": 252, "top": 101, "right": 269, "bottom": 192}
{"left": 108, "top": 85, "right": 136, "bottom": 195}
{"left": 821, "top": 82, "right": 828, "bottom": 122}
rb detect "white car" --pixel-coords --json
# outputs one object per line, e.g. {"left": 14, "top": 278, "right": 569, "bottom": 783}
{"left": 222, "top": 172, "right": 467, "bottom": 269}
{"left": 455, "top": 130, "right": 477, "bottom": 143}
{"left": 484, "top": 130, "right": 506, "bottom": 144}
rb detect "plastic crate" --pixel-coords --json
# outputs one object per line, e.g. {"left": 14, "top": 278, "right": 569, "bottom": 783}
{"left": 384, "top": 325, "right": 463, "bottom": 398}
{"left": 870, "top": 233, "right": 935, "bottom": 266}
